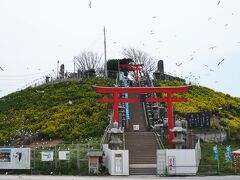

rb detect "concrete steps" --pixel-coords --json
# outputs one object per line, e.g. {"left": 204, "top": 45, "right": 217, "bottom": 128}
{"left": 125, "top": 132, "right": 159, "bottom": 165}
{"left": 129, "top": 167, "right": 156, "bottom": 175}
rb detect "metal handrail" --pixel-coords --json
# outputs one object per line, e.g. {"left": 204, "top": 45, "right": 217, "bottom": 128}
{"left": 152, "top": 127, "right": 165, "bottom": 149}
{"left": 100, "top": 113, "right": 112, "bottom": 150}
{"left": 122, "top": 127, "right": 126, "bottom": 150}
{"left": 141, "top": 75, "right": 165, "bottom": 149}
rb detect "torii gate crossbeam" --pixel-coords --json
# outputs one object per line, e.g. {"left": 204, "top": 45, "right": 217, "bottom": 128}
{"left": 94, "top": 86, "right": 191, "bottom": 142}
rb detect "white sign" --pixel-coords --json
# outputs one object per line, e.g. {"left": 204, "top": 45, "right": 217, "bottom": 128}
{"left": 59, "top": 151, "right": 70, "bottom": 160}
{"left": 0, "top": 148, "right": 31, "bottom": 169}
{"left": 115, "top": 153, "right": 123, "bottom": 173}
{"left": 168, "top": 156, "right": 176, "bottom": 174}
{"left": 41, "top": 151, "right": 54, "bottom": 161}
{"left": 133, "top": 125, "right": 139, "bottom": 131}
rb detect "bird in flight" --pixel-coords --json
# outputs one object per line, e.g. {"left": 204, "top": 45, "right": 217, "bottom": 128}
{"left": 190, "top": 57, "right": 194, "bottom": 61}
{"left": 0, "top": 66, "right": 4, "bottom": 71}
{"left": 176, "top": 63, "right": 182, "bottom": 67}
{"left": 209, "top": 46, "right": 217, "bottom": 50}
{"left": 217, "top": 59, "right": 224, "bottom": 66}
{"left": 88, "top": 1, "right": 92, "bottom": 8}
{"left": 217, "top": 0, "right": 221, "bottom": 5}
{"left": 152, "top": 16, "right": 156, "bottom": 19}
{"left": 208, "top": 17, "right": 212, "bottom": 21}
{"left": 204, "top": 65, "right": 209, "bottom": 67}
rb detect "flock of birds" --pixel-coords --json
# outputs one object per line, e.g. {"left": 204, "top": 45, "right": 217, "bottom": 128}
{"left": 0, "top": 0, "right": 238, "bottom": 94}
{"left": 146, "top": 0, "right": 233, "bottom": 85}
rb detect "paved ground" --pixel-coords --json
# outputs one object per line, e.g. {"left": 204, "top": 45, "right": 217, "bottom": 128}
{"left": 0, "top": 175, "right": 240, "bottom": 180}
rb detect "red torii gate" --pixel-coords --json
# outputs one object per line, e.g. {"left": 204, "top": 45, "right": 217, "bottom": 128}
{"left": 120, "top": 64, "right": 143, "bottom": 81}
{"left": 95, "top": 86, "right": 191, "bottom": 142}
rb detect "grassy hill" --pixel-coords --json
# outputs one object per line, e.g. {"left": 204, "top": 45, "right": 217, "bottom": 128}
{"left": 0, "top": 78, "right": 114, "bottom": 145}
{"left": 0, "top": 78, "right": 240, "bottom": 147}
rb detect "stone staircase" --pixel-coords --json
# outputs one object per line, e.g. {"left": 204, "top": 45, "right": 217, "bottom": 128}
{"left": 125, "top": 95, "right": 160, "bottom": 175}
{"left": 125, "top": 132, "right": 159, "bottom": 175}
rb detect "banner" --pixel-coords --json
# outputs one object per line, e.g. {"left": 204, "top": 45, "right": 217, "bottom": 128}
{"left": 168, "top": 156, "right": 176, "bottom": 174}
{"left": 213, "top": 145, "right": 219, "bottom": 161}
{"left": 225, "top": 145, "right": 231, "bottom": 162}
{"left": 0, "top": 148, "right": 31, "bottom": 169}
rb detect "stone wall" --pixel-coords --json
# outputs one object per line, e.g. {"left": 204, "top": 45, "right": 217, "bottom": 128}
{"left": 194, "top": 131, "right": 227, "bottom": 143}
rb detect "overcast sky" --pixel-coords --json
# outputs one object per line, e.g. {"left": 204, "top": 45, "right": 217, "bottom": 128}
{"left": 0, "top": 0, "right": 240, "bottom": 98}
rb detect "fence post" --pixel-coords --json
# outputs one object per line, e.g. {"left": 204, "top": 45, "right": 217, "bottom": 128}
{"left": 33, "top": 148, "right": 36, "bottom": 172}
{"left": 165, "top": 165, "right": 168, "bottom": 176}
{"left": 217, "top": 160, "right": 220, "bottom": 175}
{"left": 77, "top": 144, "right": 80, "bottom": 171}
{"left": 54, "top": 145, "right": 58, "bottom": 170}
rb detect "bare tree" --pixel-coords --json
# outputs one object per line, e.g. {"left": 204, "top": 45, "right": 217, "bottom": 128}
{"left": 121, "top": 48, "right": 156, "bottom": 76}
{"left": 95, "top": 66, "right": 105, "bottom": 77}
{"left": 74, "top": 51, "right": 102, "bottom": 72}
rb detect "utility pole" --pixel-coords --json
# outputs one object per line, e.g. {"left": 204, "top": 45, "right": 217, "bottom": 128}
{"left": 73, "top": 56, "right": 76, "bottom": 77}
{"left": 104, "top": 26, "right": 108, "bottom": 78}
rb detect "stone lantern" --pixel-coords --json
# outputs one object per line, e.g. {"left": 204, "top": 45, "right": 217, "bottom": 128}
{"left": 171, "top": 120, "right": 187, "bottom": 149}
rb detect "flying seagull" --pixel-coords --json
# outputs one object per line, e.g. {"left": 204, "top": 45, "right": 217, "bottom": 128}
{"left": 217, "top": 59, "right": 224, "bottom": 66}
{"left": 208, "top": 17, "right": 212, "bottom": 21}
{"left": 217, "top": 0, "right": 221, "bottom": 5}
{"left": 209, "top": 46, "right": 217, "bottom": 50}
{"left": 176, "top": 63, "right": 182, "bottom": 67}
{"left": 0, "top": 66, "right": 4, "bottom": 71}
{"left": 152, "top": 16, "right": 156, "bottom": 19}
{"left": 88, "top": 1, "right": 92, "bottom": 8}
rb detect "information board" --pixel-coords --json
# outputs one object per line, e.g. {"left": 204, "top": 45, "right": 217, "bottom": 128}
{"left": 41, "top": 151, "right": 54, "bottom": 161}
{"left": 59, "top": 151, "right": 70, "bottom": 160}
{"left": 186, "top": 111, "right": 211, "bottom": 129}
{"left": 0, "top": 148, "right": 31, "bottom": 169}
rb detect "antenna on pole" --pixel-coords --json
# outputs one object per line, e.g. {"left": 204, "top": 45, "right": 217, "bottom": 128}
{"left": 104, "top": 26, "right": 108, "bottom": 78}
{"left": 57, "top": 60, "right": 59, "bottom": 79}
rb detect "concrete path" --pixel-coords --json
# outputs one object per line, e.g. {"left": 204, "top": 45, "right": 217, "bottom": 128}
{"left": 0, "top": 175, "right": 240, "bottom": 180}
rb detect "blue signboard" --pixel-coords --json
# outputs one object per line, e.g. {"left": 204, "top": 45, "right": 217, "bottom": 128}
{"left": 225, "top": 145, "right": 231, "bottom": 162}
{"left": 213, "top": 145, "right": 219, "bottom": 161}
{"left": 120, "top": 73, "right": 130, "bottom": 122}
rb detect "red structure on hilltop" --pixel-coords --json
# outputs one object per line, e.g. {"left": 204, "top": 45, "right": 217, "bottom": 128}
{"left": 120, "top": 64, "right": 143, "bottom": 81}
{"left": 95, "top": 86, "right": 191, "bottom": 142}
